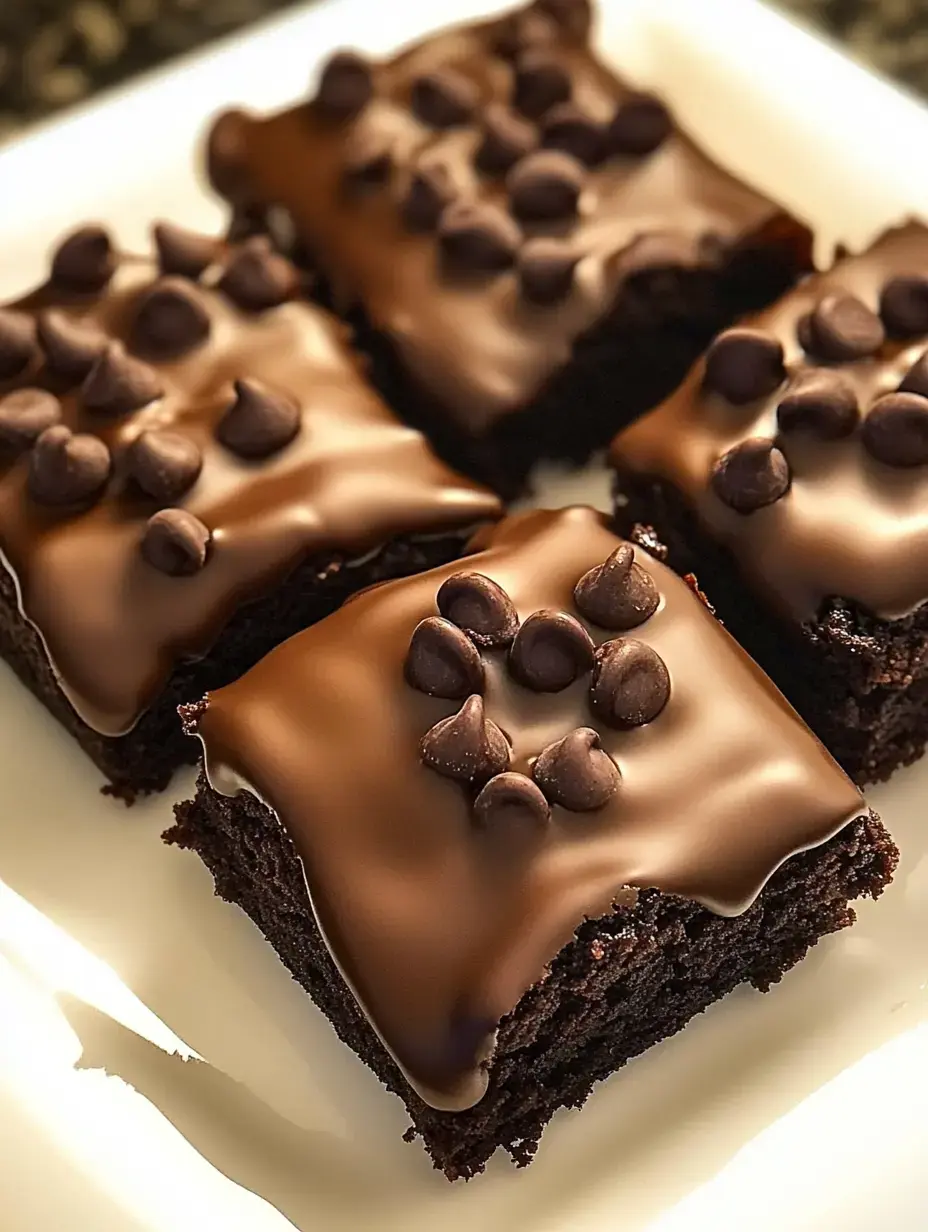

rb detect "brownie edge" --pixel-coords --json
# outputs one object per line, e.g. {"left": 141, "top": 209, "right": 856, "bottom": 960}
{"left": 0, "top": 529, "right": 480, "bottom": 798}
{"left": 166, "top": 768, "right": 896, "bottom": 1181}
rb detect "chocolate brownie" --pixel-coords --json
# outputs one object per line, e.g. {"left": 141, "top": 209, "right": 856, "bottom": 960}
{"left": 611, "top": 222, "right": 928, "bottom": 785}
{"left": 166, "top": 506, "right": 896, "bottom": 1179}
{"left": 0, "top": 221, "right": 501, "bottom": 797}
{"left": 202, "top": 0, "right": 813, "bottom": 493}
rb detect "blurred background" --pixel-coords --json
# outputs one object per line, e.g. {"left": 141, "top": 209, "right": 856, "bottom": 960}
{"left": 1, "top": 0, "right": 928, "bottom": 143}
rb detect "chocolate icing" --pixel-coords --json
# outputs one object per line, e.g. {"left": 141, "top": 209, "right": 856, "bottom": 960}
{"left": 204, "top": 1, "right": 803, "bottom": 435}
{"left": 0, "top": 226, "right": 501, "bottom": 735}
{"left": 611, "top": 223, "right": 928, "bottom": 622}
{"left": 194, "top": 506, "right": 863, "bottom": 1111}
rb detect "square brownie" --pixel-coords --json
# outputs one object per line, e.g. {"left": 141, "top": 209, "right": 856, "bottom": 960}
{"left": 0, "top": 221, "right": 501, "bottom": 797}
{"left": 611, "top": 222, "right": 928, "bottom": 786}
{"left": 203, "top": 0, "right": 813, "bottom": 493}
{"left": 166, "top": 506, "right": 896, "bottom": 1179}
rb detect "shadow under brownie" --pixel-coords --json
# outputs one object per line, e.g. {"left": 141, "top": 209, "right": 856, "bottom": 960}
{"left": 0, "top": 221, "right": 501, "bottom": 797}
{"left": 203, "top": 0, "right": 813, "bottom": 494}
{"left": 612, "top": 222, "right": 928, "bottom": 786}
{"left": 166, "top": 506, "right": 896, "bottom": 1179}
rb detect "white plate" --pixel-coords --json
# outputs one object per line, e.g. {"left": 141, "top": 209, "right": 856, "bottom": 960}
{"left": 1, "top": 2, "right": 927, "bottom": 1229}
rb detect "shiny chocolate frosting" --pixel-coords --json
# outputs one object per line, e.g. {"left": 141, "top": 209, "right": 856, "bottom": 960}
{"left": 194, "top": 506, "right": 863, "bottom": 1111}
{"left": 204, "top": 0, "right": 808, "bottom": 435}
{"left": 611, "top": 223, "right": 928, "bottom": 623}
{"left": 0, "top": 223, "right": 501, "bottom": 735}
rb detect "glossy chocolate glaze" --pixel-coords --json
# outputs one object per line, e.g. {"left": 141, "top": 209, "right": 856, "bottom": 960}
{"left": 207, "top": 2, "right": 803, "bottom": 434}
{"left": 611, "top": 224, "right": 928, "bottom": 623}
{"left": 195, "top": 506, "right": 863, "bottom": 1111}
{"left": 0, "top": 235, "right": 501, "bottom": 735}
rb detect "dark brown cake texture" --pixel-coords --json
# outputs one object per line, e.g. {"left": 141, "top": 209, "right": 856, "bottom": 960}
{"left": 0, "top": 221, "right": 502, "bottom": 797}
{"left": 201, "top": 0, "right": 813, "bottom": 493}
{"left": 166, "top": 506, "right": 896, "bottom": 1180}
{"left": 611, "top": 222, "right": 928, "bottom": 786}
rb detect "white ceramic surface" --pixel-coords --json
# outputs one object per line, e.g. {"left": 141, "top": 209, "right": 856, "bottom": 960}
{"left": 1, "top": 1, "right": 927, "bottom": 1228}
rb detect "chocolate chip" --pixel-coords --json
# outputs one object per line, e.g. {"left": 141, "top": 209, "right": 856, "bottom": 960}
{"left": 81, "top": 342, "right": 163, "bottom": 417}
{"left": 513, "top": 51, "right": 572, "bottom": 120}
{"left": 341, "top": 129, "right": 393, "bottom": 194}
{"left": 0, "top": 309, "right": 37, "bottom": 380}
{"left": 438, "top": 202, "right": 521, "bottom": 275}
{"left": 541, "top": 103, "right": 604, "bottom": 165}
{"left": 589, "top": 638, "right": 670, "bottom": 729}
{"left": 607, "top": 94, "right": 672, "bottom": 157}
{"left": 508, "top": 150, "right": 584, "bottom": 224}
{"left": 518, "top": 237, "right": 578, "bottom": 305}
{"left": 420, "top": 694, "right": 510, "bottom": 785}
{"left": 437, "top": 572, "right": 520, "bottom": 648}
{"left": 803, "top": 294, "right": 885, "bottom": 362}
{"left": 473, "top": 772, "right": 550, "bottom": 829}
{"left": 776, "top": 369, "right": 859, "bottom": 438}
{"left": 405, "top": 616, "right": 485, "bottom": 699}
{"left": 218, "top": 238, "right": 298, "bottom": 312}
{"left": 534, "top": 0, "right": 593, "bottom": 41}
{"left": 574, "top": 543, "right": 660, "bottom": 630}
{"left": 206, "top": 109, "right": 254, "bottom": 204}
{"left": 49, "top": 225, "right": 114, "bottom": 292}
{"left": 141, "top": 507, "right": 211, "bottom": 576}
{"left": 862, "top": 392, "right": 928, "bottom": 467}
{"left": 315, "top": 51, "right": 373, "bottom": 120}
{"left": 129, "top": 278, "right": 211, "bottom": 360}
{"left": 475, "top": 104, "right": 537, "bottom": 176}
{"left": 28, "top": 425, "right": 111, "bottom": 507}
{"left": 217, "top": 378, "right": 301, "bottom": 459}
{"left": 710, "top": 438, "right": 790, "bottom": 514}
{"left": 703, "top": 328, "right": 785, "bottom": 405}
{"left": 410, "top": 69, "right": 478, "bottom": 129}
{"left": 899, "top": 349, "right": 928, "bottom": 398}
{"left": 126, "top": 430, "right": 203, "bottom": 502}
{"left": 493, "top": 10, "right": 558, "bottom": 60}
{"left": 152, "top": 222, "right": 216, "bottom": 280}
{"left": 879, "top": 275, "right": 928, "bottom": 338}
{"left": 533, "top": 727, "right": 620, "bottom": 811}
{"left": 0, "top": 389, "right": 62, "bottom": 455}
{"left": 509, "top": 609, "right": 594, "bottom": 692}
{"left": 36, "top": 310, "right": 106, "bottom": 381}
{"left": 400, "top": 164, "right": 455, "bottom": 232}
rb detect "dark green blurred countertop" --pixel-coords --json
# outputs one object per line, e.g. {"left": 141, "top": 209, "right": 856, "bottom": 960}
{"left": 1, "top": 0, "right": 926, "bottom": 144}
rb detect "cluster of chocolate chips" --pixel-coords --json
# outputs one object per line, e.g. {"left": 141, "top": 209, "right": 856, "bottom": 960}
{"left": 0, "top": 222, "right": 305, "bottom": 577}
{"left": 405, "top": 544, "right": 670, "bottom": 829}
{"left": 311, "top": 0, "right": 672, "bottom": 308}
{"left": 702, "top": 274, "right": 928, "bottom": 513}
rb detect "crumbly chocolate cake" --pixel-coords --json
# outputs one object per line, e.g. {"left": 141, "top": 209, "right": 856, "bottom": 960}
{"left": 612, "top": 222, "right": 928, "bottom": 785}
{"left": 202, "top": 0, "right": 813, "bottom": 492}
{"left": 166, "top": 507, "right": 896, "bottom": 1179}
{"left": 0, "top": 221, "right": 501, "bottom": 796}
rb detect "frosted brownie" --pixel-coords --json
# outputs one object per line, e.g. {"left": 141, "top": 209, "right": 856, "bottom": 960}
{"left": 203, "top": 0, "right": 812, "bottom": 491}
{"left": 612, "top": 222, "right": 928, "bottom": 784}
{"left": 167, "top": 506, "right": 895, "bottom": 1178}
{"left": 0, "top": 221, "right": 501, "bottom": 796}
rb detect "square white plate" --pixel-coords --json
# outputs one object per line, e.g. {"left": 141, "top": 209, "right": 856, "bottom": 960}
{"left": 1, "top": 2, "right": 927, "bottom": 1229}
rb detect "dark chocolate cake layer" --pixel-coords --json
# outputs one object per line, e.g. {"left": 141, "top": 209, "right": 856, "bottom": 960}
{"left": 169, "top": 776, "right": 893, "bottom": 1180}
{"left": 0, "top": 221, "right": 501, "bottom": 794}
{"left": 167, "top": 507, "right": 896, "bottom": 1176}
{"left": 612, "top": 222, "right": 928, "bottom": 784}
{"left": 203, "top": 0, "right": 813, "bottom": 491}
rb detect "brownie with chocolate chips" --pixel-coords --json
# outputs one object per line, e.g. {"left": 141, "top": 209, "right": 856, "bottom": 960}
{"left": 611, "top": 222, "right": 928, "bottom": 785}
{"left": 166, "top": 506, "right": 896, "bottom": 1180}
{"left": 0, "top": 221, "right": 502, "bottom": 798}
{"left": 201, "top": 0, "right": 813, "bottom": 493}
